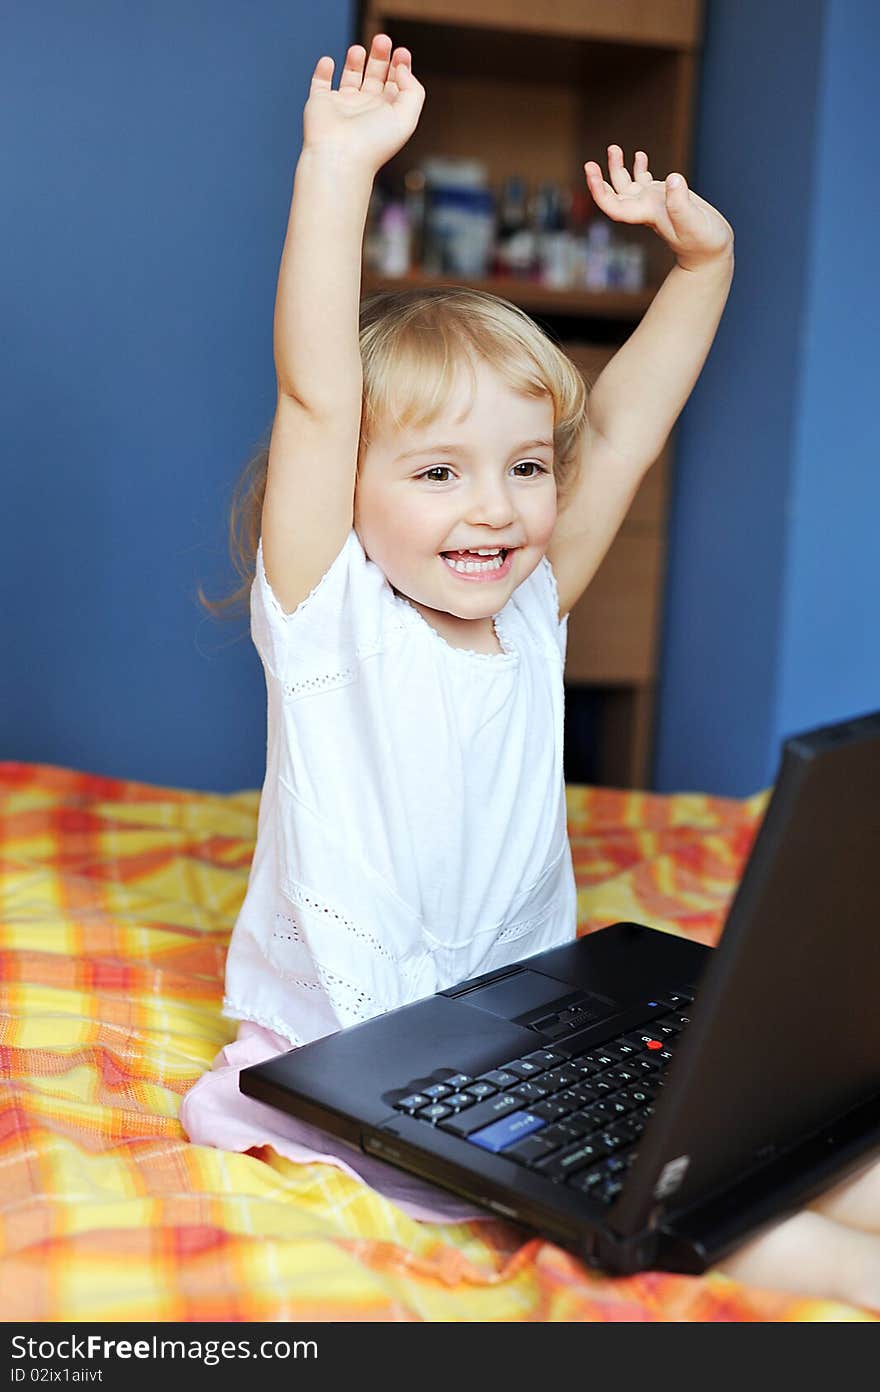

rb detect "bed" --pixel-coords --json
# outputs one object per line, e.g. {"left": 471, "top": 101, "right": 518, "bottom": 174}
{"left": 1, "top": 760, "right": 874, "bottom": 1321}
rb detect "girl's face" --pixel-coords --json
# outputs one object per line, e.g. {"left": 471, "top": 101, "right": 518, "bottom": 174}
{"left": 354, "top": 357, "right": 557, "bottom": 637}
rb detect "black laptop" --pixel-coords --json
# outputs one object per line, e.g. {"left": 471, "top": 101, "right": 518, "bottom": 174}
{"left": 241, "top": 711, "right": 880, "bottom": 1275}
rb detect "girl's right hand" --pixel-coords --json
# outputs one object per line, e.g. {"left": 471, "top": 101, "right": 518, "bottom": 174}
{"left": 303, "top": 34, "right": 425, "bottom": 174}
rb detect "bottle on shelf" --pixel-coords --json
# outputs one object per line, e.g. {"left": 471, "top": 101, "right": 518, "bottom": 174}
{"left": 493, "top": 175, "right": 536, "bottom": 279}
{"left": 403, "top": 167, "right": 427, "bottom": 270}
{"left": 534, "top": 181, "right": 575, "bottom": 288}
{"left": 377, "top": 202, "right": 411, "bottom": 276}
{"left": 584, "top": 217, "right": 612, "bottom": 290}
{"left": 420, "top": 157, "right": 494, "bottom": 277}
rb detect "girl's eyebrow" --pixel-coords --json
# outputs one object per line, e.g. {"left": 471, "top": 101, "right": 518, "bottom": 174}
{"left": 395, "top": 437, "right": 554, "bottom": 461}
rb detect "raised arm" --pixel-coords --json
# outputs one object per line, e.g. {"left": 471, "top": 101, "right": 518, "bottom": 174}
{"left": 261, "top": 36, "right": 425, "bottom": 613}
{"left": 547, "top": 147, "right": 734, "bottom": 618}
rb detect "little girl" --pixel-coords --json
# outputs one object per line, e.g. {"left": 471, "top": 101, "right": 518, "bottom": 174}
{"left": 183, "top": 34, "right": 880, "bottom": 1306}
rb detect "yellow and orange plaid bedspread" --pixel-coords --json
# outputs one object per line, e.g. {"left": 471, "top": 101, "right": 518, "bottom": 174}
{"left": 1, "top": 761, "right": 875, "bottom": 1321}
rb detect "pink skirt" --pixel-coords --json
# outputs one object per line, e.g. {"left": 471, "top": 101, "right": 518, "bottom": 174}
{"left": 179, "top": 1021, "right": 491, "bottom": 1225}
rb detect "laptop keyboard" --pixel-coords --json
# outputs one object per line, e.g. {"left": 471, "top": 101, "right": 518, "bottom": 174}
{"left": 389, "top": 990, "right": 694, "bottom": 1206}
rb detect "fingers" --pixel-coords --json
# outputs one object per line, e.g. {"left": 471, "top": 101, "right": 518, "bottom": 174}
{"left": 606, "top": 145, "right": 633, "bottom": 195}
{"left": 633, "top": 150, "right": 653, "bottom": 185}
{"left": 383, "top": 46, "right": 411, "bottom": 101}
{"left": 310, "top": 55, "right": 334, "bottom": 92}
{"left": 324, "top": 35, "right": 413, "bottom": 101}
{"left": 583, "top": 160, "right": 615, "bottom": 203}
{"left": 664, "top": 172, "right": 691, "bottom": 218}
{"left": 604, "top": 146, "right": 655, "bottom": 191}
{"left": 338, "top": 43, "right": 370, "bottom": 93}
{"left": 361, "top": 33, "right": 394, "bottom": 94}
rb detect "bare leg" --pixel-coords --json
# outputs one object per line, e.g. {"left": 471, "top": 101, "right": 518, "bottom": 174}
{"left": 807, "top": 1154, "right": 880, "bottom": 1232}
{"left": 715, "top": 1203, "right": 880, "bottom": 1311}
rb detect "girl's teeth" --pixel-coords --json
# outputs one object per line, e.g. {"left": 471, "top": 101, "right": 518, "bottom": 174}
{"left": 442, "top": 552, "right": 505, "bottom": 574}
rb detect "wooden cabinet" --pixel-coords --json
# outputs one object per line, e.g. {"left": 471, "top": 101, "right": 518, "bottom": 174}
{"left": 359, "top": 0, "right": 703, "bottom": 786}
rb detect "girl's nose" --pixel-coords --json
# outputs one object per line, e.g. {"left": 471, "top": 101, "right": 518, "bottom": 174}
{"left": 465, "top": 481, "right": 517, "bottom": 527}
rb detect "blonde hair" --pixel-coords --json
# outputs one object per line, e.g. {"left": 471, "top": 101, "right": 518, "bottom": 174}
{"left": 199, "top": 285, "right": 591, "bottom": 616}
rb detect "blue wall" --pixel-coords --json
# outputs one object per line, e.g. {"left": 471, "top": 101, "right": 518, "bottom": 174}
{"left": 1, "top": 3, "right": 354, "bottom": 792}
{"left": 654, "top": 0, "right": 880, "bottom": 795}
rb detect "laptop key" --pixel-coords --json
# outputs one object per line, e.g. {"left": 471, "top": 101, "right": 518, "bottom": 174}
{"left": 445, "top": 1074, "right": 474, "bottom": 1089}
{"left": 621, "top": 1085, "right": 653, "bottom": 1106}
{"left": 541, "top": 1064, "right": 583, "bottom": 1090}
{"left": 605, "top": 1066, "right": 639, "bottom": 1086}
{"left": 513, "top": 1081, "right": 551, "bottom": 1103}
{"left": 598, "top": 1129, "right": 627, "bottom": 1150}
{"left": 591, "top": 1076, "right": 616, "bottom": 1095}
{"left": 443, "top": 1092, "right": 477, "bottom": 1111}
{"left": 503, "top": 1132, "right": 562, "bottom": 1167}
{"left": 504, "top": 1058, "right": 547, "bottom": 1080}
{"left": 479, "top": 1070, "right": 519, "bottom": 1090}
{"left": 569, "top": 1056, "right": 604, "bottom": 1077}
{"left": 592, "top": 1098, "right": 633, "bottom": 1121}
{"left": 571, "top": 1104, "right": 605, "bottom": 1133}
{"left": 522, "top": 1049, "right": 567, "bottom": 1068}
{"left": 530, "top": 1097, "right": 576, "bottom": 1123}
{"left": 417, "top": 1102, "right": 454, "bottom": 1122}
{"left": 468, "top": 1110, "right": 546, "bottom": 1155}
{"left": 558, "top": 1083, "right": 598, "bottom": 1108}
{"left": 634, "top": 1057, "right": 662, "bottom": 1074}
{"left": 590, "top": 1045, "right": 629, "bottom": 1064}
{"left": 535, "top": 1136, "right": 611, "bottom": 1182}
{"left": 438, "top": 1091, "right": 521, "bottom": 1138}
{"left": 395, "top": 1093, "right": 431, "bottom": 1114}
{"left": 465, "top": 1081, "right": 498, "bottom": 1100}
{"left": 423, "top": 1083, "right": 454, "bottom": 1101}
{"left": 566, "top": 1166, "right": 607, "bottom": 1196}
{"left": 551, "top": 1111, "right": 594, "bottom": 1140}
{"left": 537, "top": 1120, "right": 583, "bottom": 1147}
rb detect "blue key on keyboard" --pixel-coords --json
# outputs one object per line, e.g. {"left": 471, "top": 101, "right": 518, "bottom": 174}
{"left": 468, "top": 1110, "right": 546, "bottom": 1154}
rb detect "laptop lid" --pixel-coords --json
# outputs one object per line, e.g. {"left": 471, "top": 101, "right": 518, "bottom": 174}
{"left": 608, "top": 710, "right": 880, "bottom": 1239}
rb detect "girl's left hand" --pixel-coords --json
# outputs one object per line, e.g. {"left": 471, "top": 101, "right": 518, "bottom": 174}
{"left": 584, "top": 146, "right": 734, "bottom": 271}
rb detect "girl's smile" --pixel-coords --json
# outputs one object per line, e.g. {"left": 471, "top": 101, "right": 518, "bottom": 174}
{"left": 439, "top": 547, "right": 516, "bottom": 581}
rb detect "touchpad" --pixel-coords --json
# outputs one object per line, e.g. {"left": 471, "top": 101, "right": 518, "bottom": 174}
{"left": 461, "top": 970, "right": 569, "bottom": 1021}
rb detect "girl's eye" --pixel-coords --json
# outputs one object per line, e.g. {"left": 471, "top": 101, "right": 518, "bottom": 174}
{"left": 416, "top": 461, "right": 548, "bottom": 483}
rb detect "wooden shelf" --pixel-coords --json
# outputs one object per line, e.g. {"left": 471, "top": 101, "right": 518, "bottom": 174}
{"left": 362, "top": 268, "right": 655, "bottom": 322}
{"left": 371, "top": 0, "right": 702, "bottom": 49}
{"left": 361, "top": 0, "right": 704, "bottom": 786}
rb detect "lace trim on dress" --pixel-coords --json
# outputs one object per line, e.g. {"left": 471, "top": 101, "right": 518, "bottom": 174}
{"left": 540, "top": 553, "right": 564, "bottom": 624}
{"left": 264, "top": 921, "right": 383, "bottom": 1025}
{"left": 494, "top": 901, "right": 556, "bottom": 944}
{"left": 256, "top": 533, "right": 355, "bottom": 623}
{"left": 274, "top": 891, "right": 427, "bottom": 990}
{"left": 391, "top": 592, "right": 519, "bottom": 664}
{"left": 282, "top": 666, "right": 357, "bottom": 699}
{"left": 275, "top": 892, "right": 397, "bottom": 965}
{"left": 421, "top": 898, "right": 554, "bottom": 951}
{"left": 221, "top": 997, "right": 307, "bottom": 1047}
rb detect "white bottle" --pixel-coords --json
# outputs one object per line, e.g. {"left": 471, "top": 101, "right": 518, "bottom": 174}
{"left": 584, "top": 219, "right": 611, "bottom": 291}
{"left": 378, "top": 203, "right": 410, "bottom": 276}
